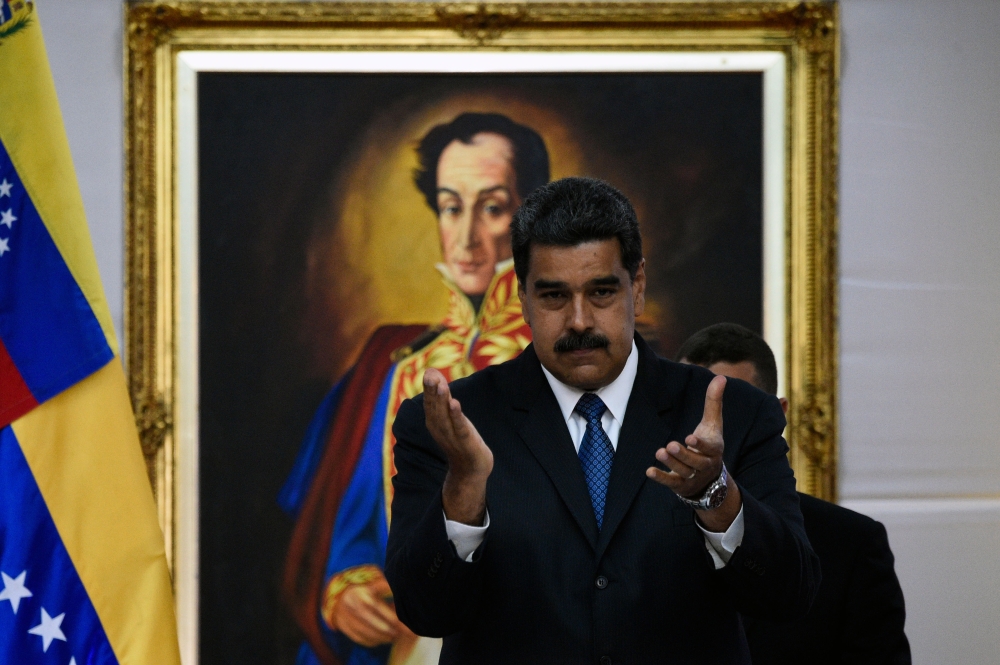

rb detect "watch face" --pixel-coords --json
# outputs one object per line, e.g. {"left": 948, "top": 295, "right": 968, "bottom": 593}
{"left": 707, "top": 479, "right": 728, "bottom": 509}
{"left": 679, "top": 465, "right": 728, "bottom": 510}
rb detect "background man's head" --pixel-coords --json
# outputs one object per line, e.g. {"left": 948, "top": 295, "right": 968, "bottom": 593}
{"left": 414, "top": 113, "right": 550, "bottom": 296}
{"left": 512, "top": 177, "right": 645, "bottom": 391}
{"left": 676, "top": 322, "right": 787, "bottom": 413}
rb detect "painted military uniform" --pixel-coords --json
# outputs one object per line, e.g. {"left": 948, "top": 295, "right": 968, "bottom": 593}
{"left": 280, "top": 261, "right": 530, "bottom": 665}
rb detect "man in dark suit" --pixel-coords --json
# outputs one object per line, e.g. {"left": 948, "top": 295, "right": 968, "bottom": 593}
{"left": 385, "top": 178, "right": 821, "bottom": 664}
{"left": 677, "top": 322, "right": 911, "bottom": 665}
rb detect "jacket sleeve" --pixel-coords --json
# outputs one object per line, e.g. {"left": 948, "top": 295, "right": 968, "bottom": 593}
{"left": 384, "top": 396, "right": 488, "bottom": 637}
{"left": 717, "top": 392, "right": 822, "bottom": 621}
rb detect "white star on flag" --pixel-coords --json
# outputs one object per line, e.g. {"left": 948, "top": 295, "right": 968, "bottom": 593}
{"left": 0, "top": 570, "right": 33, "bottom": 613}
{"left": 0, "top": 179, "right": 11, "bottom": 197}
{"left": 28, "top": 607, "right": 67, "bottom": 652}
{"left": 0, "top": 238, "right": 9, "bottom": 256}
{"left": 0, "top": 209, "right": 15, "bottom": 228}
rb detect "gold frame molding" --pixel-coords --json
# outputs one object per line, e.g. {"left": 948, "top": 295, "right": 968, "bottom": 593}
{"left": 125, "top": 1, "right": 839, "bottom": 578}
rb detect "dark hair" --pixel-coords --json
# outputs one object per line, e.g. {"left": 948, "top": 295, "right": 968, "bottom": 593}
{"left": 675, "top": 323, "right": 778, "bottom": 395}
{"left": 413, "top": 112, "right": 550, "bottom": 213}
{"left": 511, "top": 177, "right": 643, "bottom": 284}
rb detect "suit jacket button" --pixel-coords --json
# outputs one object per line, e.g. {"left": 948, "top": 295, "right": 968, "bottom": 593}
{"left": 600, "top": 656, "right": 612, "bottom": 665}
{"left": 595, "top": 576, "right": 608, "bottom": 589}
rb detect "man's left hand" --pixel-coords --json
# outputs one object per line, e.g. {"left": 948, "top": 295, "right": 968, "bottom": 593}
{"left": 646, "top": 375, "right": 741, "bottom": 531}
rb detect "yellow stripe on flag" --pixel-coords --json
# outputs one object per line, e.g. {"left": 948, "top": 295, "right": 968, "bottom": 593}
{"left": 13, "top": 359, "right": 181, "bottom": 665}
{"left": 0, "top": 3, "right": 117, "bottom": 353}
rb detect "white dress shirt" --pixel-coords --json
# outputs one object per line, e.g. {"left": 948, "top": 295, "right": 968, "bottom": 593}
{"left": 445, "top": 341, "right": 744, "bottom": 567}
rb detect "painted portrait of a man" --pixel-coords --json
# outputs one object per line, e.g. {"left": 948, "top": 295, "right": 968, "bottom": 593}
{"left": 277, "top": 113, "right": 549, "bottom": 665}
{"left": 195, "top": 72, "right": 765, "bottom": 665}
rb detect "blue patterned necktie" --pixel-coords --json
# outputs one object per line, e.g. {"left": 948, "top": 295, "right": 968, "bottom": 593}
{"left": 575, "top": 393, "right": 615, "bottom": 530}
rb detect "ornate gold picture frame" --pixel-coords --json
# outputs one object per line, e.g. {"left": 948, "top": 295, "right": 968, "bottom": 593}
{"left": 125, "top": 2, "right": 838, "bottom": 663}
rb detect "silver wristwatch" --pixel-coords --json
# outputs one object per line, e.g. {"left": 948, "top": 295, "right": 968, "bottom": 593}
{"left": 676, "top": 463, "right": 729, "bottom": 511}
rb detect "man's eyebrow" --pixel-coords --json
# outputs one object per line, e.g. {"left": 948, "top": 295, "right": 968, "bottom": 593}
{"left": 437, "top": 186, "right": 512, "bottom": 199}
{"left": 589, "top": 275, "right": 622, "bottom": 287}
{"left": 533, "top": 279, "right": 568, "bottom": 290}
{"left": 476, "top": 185, "right": 512, "bottom": 197}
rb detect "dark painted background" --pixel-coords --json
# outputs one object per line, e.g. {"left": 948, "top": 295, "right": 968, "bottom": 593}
{"left": 198, "top": 71, "right": 762, "bottom": 664}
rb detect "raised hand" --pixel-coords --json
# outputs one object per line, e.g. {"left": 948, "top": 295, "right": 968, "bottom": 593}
{"left": 646, "top": 375, "right": 741, "bottom": 530}
{"left": 423, "top": 368, "right": 493, "bottom": 525}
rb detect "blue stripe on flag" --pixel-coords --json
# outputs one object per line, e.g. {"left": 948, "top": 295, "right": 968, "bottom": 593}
{"left": 0, "top": 138, "right": 113, "bottom": 403}
{"left": 0, "top": 426, "right": 119, "bottom": 664}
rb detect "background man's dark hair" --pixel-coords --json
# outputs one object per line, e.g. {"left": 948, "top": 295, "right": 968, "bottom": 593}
{"left": 675, "top": 322, "right": 779, "bottom": 395}
{"left": 511, "top": 177, "right": 643, "bottom": 284}
{"left": 413, "top": 112, "right": 550, "bottom": 213}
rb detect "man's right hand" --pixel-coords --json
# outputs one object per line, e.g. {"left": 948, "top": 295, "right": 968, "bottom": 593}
{"left": 423, "top": 368, "right": 492, "bottom": 526}
{"left": 329, "top": 574, "right": 412, "bottom": 648}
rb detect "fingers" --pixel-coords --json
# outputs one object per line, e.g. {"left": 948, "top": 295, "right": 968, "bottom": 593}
{"left": 368, "top": 576, "right": 392, "bottom": 597}
{"left": 337, "top": 586, "right": 401, "bottom": 647}
{"left": 423, "top": 367, "right": 449, "bottom": 399}
{"left": 423, "top": 369, "right": 457, "bottom": 442}
{"left": 657, "top": 441, "right": 714, "bottom": 475}
{"left": 700, "top": 375, "right": 726, "bottom": 433}
{"left": 422, "top": 371, "right": 493, "bottom": 481}
{"left": 340, "top": 610, "right": 398, "bottom": 647}
{"left": 646, "top": 438, "right": 720, "bottom": 496}
{"left": 449, "top": 397, "right": 472, "bottom": 436}
{"left": 646, "top": 465, "right": 685, "bottom": 489}
{"left": 646, "top": 378, "right": 727, "bottom": 497}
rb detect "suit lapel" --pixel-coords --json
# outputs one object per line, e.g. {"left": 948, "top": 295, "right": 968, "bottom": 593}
{"left": 508, "top": 346, "right": 599, "bottom": 550}
{"left": 596, "top": 337, "right": 682, "bottom": 560}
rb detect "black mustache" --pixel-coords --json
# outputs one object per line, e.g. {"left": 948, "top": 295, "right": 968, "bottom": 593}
{"left": 553, "top": 331, "right": 610, "bottom": 353}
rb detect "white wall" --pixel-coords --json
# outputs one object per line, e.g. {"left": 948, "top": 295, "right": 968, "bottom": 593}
{"left": 37, "top": 0, "right": 1000, "bottom": 663}
{"left": 838, "top": 1, "right": 1000, "bottom": 662}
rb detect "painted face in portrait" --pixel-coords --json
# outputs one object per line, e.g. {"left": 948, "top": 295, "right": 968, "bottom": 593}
{"left": 520, "top": 238, "right": 646, "bottom": 391}
{"left": 435, "top": 132, "right": 521, "bottom": 296}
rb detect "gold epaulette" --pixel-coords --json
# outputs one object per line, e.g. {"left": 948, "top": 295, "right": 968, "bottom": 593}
{"left": 389, "top": 325, "right": 446, "bottom": 363}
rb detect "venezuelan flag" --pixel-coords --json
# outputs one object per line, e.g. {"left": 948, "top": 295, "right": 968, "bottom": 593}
{"left": 0, "top": 3, "right": 181, "bottom": 664}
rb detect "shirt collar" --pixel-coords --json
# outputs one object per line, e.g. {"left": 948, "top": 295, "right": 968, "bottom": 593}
{"left": 540, "top": 340, "right": 639, "bottom": 425}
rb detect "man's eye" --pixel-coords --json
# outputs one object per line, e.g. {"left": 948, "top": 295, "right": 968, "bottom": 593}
{"left": 441, "top": 205, "right": 460, "bottom": 216}
{"left": 539, "top": 291, "right": 565, "bottom": 299}
{"left": 484, "top": 203, "right": 502, "bottom": 216}
{"left": 593, "top": 288, "right": 616, "bottom": 297}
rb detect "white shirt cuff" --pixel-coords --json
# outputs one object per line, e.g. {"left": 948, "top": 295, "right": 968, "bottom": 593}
{"left": 444, "top": 510, "right": 490, "bottom": 561}
{"left": 697, "top": 505, "right": 745, "bottom": 569}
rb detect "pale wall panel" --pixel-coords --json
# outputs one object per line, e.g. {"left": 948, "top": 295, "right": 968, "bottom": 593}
{"left": 839, "top": 0, "right": 1000, "bottom": 498}
{"left": 843, "top": 499, "right": 1000, "bottom": 665}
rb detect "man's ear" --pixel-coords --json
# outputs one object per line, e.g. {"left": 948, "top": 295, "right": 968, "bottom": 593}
{"left": 517, "top": 282, "right": 530, "bottom": 325}
{"left": 632, "top": 258, "right": 646, "bottom": 317}
{"left": 779, "top": 397, "right": 789, "bottom": 416}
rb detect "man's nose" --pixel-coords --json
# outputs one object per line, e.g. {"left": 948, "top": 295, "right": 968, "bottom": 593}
{"left": 456, "top": 209, "right": 482, "bottom": 250}
{"left": 568, "top": 294, "right": 594, "bottom": 332}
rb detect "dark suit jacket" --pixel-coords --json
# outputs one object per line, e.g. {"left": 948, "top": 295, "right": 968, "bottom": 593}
{"left": 385, "top": 337, "right": 820, "bottom": 664}
{"left": 744, "top": 493, "right": 911, "bottom": 665}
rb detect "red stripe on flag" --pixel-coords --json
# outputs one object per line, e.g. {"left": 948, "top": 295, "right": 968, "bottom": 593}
{"left": 0, "top": 335, "right": 38, "bottom": 428}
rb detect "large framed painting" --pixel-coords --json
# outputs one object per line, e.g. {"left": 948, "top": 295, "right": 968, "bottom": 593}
{"left": 125, "top": 3, "right": 838, "bottom": 664}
